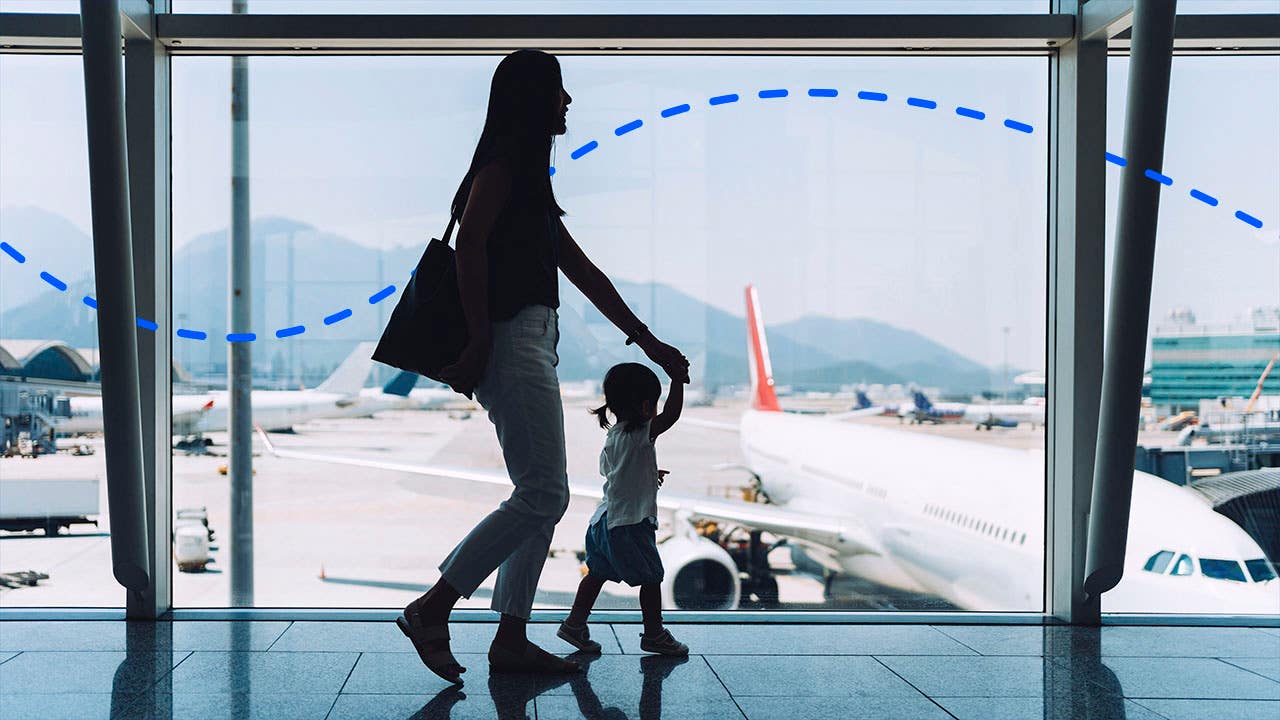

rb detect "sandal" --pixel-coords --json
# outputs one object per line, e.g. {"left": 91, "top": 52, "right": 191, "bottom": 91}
{"left": 489, "top": 641, "right": 582, "bottom": 674}
{"left": 556, "top": 620, "right": 603, "bottom": 654}
{"left": 397, "top": 612, "right": 466, "bottom": 685}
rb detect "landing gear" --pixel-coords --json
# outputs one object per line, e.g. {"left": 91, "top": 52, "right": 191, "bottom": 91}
{"left": 174, "top": 434, "right": 213, "bottom": 455}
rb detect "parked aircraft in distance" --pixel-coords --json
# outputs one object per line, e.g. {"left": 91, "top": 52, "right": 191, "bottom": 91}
{"left": 260, "top": 289, "right": 1278, "bottom": 614}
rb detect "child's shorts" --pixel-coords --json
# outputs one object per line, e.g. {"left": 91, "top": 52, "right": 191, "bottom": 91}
{"left": 584, "top": 512, "right": 664, "bottom": 587}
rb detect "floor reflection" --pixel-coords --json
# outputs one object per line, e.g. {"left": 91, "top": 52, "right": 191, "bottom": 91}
{"left": 92, "top": 622, "right": 1252, "bottom": 720}
{"left": 1042, "top": 627, "right": 1130, "bottom": 720}
{"left": 401, "top": 652, "right": 691, "bottom": 720}
{"left": 110, "top": 620, "right": 174, "bottom": 720}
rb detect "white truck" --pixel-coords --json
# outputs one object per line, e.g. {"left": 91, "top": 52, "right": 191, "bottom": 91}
{"left": 0, "top": 478, "right": 100, "bottom": 536}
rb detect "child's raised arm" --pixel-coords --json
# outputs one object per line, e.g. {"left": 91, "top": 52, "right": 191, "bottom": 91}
{"left": 650, "top": 376, "right": 683, "bottom": 442}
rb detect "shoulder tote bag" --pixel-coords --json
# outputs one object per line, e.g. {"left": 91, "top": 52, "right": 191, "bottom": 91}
{"left": 371, "top": 215, "right": 471, "bottom": 396}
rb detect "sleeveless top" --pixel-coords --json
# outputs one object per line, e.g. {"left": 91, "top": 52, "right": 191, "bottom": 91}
{"left": 590, "top": 419, "right": 660, "bottom": 529}
{"left": 482, "top": 156, "right": 560, "bottom": 322}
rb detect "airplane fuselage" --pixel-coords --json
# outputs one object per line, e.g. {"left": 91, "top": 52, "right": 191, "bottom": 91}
{"left": 739, "top": 409, "right": 1278, "bottom": 613}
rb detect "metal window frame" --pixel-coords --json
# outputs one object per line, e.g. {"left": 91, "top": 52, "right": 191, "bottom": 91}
{"left": 0, "top": 6, "right": 1276, "bottom": 624}
{"left": 5, "top": 11, "right": 1276, "bottom": 54}
{"left": 123, "top": 0, "right": 172, "bottom": 621}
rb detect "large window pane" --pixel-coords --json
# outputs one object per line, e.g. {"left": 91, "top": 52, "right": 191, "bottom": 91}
{"left": 172, "top": 54, "right": 1049, "bottom": 611}
{"left": 1102, "top": 55, "right": 1280, "bottom": 616}
{"left": 0, "top": 55, "right": 119, "bottom": 607}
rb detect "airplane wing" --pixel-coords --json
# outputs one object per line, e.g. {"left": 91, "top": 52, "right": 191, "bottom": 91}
{"left": 255, "top": 428, "right": 880, "bottom": 557}
{"left": 823, "top": 406, "right": 886, "bottom": 421}
{"left": 681, "top": 408, "right": 882, "bottom": 431}
{"left": 653, "top": 493, "right": 877, "bottom": 555}
{"left": 679, "top": 418, "right": 740, "bottom": 433}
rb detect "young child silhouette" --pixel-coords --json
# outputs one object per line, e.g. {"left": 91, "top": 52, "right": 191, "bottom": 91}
{"left": 558, "top": 362, "right": 689, "bottom": 656}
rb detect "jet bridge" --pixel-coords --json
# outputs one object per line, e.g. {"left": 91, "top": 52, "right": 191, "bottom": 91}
{"left": 1188, "top": 468, "right": 1280, "bottom": 569}
{"left": 0, "top": 377, "right": 72, "bottom": 456}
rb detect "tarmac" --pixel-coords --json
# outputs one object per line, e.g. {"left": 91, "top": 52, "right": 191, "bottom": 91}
{"left": 0, "top": 397, "right": 1055, "bottom": 610}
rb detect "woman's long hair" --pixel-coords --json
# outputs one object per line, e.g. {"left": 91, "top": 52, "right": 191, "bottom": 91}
{"left": 451, "top": 49, "right": 566, "bottom": 220}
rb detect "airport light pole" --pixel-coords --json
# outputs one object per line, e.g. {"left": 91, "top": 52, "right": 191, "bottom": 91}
{"left": 229, "top": 0, "right": 254, "bottom": 606}
{"left": 1002, "top": 326, "right": 1010, "bottom": 403}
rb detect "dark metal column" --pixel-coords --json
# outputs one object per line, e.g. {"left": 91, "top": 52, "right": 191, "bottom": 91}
{"left": 1085, "top": 0, "right": 1178, "bottom": 600}
{"left": 228, "top": 0, "right": 254, "bottom": 607}
{"left": 79, "top": 0, "right": 150, "bottom": 596}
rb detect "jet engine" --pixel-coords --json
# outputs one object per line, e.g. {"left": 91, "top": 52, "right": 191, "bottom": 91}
{"left": 657, "top": 531, "right": 741, "bottom": 611}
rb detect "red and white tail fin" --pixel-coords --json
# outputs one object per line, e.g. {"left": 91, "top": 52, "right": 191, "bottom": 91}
{"left": 745, "top": 285, "right": 782, "bottom": 412}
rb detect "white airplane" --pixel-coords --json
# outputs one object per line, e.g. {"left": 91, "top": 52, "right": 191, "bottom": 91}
{"left": 206, "top": 342, "right": 374, "bottom": 431}
{"left": 257, "top": 288, "right": 1278, "bottom": 614}
{"left": 357, "top": 371, "right": 461, "bottom": 414}
{"left": 961, "top": 398, "right": 1046, "bottom": 431}
{"left": 59, "top": 393, "right": 213, "bottom": 436}
{"left": 64, "top": 342, "right": 437, "bottom": 436}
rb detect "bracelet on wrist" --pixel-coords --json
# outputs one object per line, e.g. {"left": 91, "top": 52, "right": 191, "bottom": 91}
{"left": 624, "top": 323, "right": 650, "bottom": 346}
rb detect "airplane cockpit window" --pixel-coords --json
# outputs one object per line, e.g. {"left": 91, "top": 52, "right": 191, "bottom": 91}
{"left": 1199, "top": 558, "right": 1248, "bottom": 583}
{"left": 1245, "top": 559, "right": 1277, "bottom": 583}
{"left": 1171, "top": 554, "right": 1195, "bottom": 576}
{"left": 1143, "top": 550, "right": 1174, "bottom": 574}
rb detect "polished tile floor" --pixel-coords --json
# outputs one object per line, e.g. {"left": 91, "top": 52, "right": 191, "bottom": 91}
{"left": 0, "top": 621, "right": 1276, "bottom": 719}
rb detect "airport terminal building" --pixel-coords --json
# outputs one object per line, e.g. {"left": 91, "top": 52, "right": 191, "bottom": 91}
{"left": 1149, "top": 308, "right": 1280, "bottom": 414}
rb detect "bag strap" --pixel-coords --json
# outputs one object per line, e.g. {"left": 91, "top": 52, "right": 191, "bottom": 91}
{"left": 442, "top": 214, "right": 458, "bottom": 247}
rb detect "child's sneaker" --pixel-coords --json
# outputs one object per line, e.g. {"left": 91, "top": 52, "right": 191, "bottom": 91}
{"left": 557, "top": 620, "right": 603, "bottom": 653}
{"left": 639, "top": 629, "right": 688, "bottom": 656}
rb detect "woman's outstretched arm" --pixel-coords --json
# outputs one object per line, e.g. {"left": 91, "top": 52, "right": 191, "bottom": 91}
{"left": 555, "top": 217, "right": 690, "bottom": 383}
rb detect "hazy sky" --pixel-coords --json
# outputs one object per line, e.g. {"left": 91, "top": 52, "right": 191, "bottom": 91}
{"left": 1, "top": 47, "right": 1276, "bottom": 369}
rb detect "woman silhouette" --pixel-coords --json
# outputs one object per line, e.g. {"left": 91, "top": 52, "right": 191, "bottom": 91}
{"left": 398, "top": 50, "right": 690, "bottom": 683}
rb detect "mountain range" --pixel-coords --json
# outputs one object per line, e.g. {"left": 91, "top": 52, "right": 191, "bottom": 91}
{"left": 1, "top": 207, "right": 1005, "bottom": 394}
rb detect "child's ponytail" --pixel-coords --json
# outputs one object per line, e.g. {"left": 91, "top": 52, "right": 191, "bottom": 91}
{"left": 590, "top": 403, "right": 612, "bottom": 430}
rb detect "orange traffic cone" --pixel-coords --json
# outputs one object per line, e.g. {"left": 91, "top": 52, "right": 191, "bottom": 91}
{"left": 319, "top": 563, "right": 326, "bottom": 580}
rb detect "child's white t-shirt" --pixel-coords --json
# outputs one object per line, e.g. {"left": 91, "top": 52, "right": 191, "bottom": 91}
{"left": 590, "top": 419, "right": 659, "bottom": 529}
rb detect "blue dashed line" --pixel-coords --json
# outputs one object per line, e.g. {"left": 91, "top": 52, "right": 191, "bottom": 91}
{"left": 323, "top": 308, "right": 352, "bottom": 325}
{"left": 368, "top": 284, "right": 396, "bottom": 304}
{"left": 1, "top": 241, "right": 25, "bottom": 263}
{"left": 1236, "top": 210, "right": 1263, "bottom": 228}
{"left": 40, "top": 271, "right": 66, "bottom": 291}
{"left": 7, "top": 86, "right": 1268, "bottom": 344}
{"left": 615, "top": 119, "right": 643, "bottom": 136}
{"left": 1190, "top": 189, "right": 1218, "bottom": 206}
